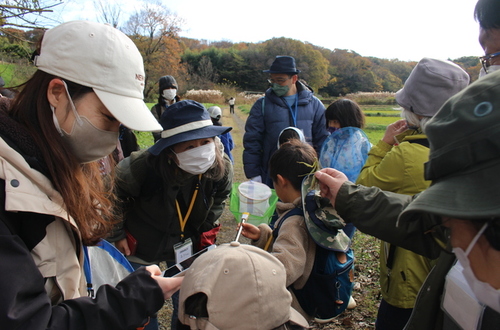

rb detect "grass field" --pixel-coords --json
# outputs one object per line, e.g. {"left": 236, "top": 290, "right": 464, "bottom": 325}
{"left": 139, "top": 102, "right": 392, "bottom": 147}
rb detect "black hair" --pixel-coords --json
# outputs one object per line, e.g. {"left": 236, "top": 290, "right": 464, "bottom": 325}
{"left": 325, "top": 99, "right": 365, "bottom": 129}
{"left": 278, "top": 128, "right": 301, "bottom": 147}
{"left": 474, "top": 0, "right": 500, "bottom": 29}
{"left": 269, "top": 139, "right": 317, "bottom": 191}
{"left": 177, "top": 292, "right": 307, "bottom": 330}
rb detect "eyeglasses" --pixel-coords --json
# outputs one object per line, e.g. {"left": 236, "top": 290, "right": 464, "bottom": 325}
{"left": 267, "top": 77, "right": 290, "bottom": 85}
{"left": 423, "top": 220, "right": 453, "bottom": 254}
{"left": 479, "top": 51, "right": 500, "bottom": 73}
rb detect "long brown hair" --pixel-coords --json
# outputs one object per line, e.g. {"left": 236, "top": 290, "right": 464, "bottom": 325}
{"left": 9, "top": 70, "right": 117, "bottom": 245}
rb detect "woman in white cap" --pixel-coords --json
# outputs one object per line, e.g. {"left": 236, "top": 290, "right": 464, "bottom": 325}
{"left": 111, "top": 99, "right": 233, "bottom": 329}
{"left": 0, "top": 21, "right": 182, "bottom": 329}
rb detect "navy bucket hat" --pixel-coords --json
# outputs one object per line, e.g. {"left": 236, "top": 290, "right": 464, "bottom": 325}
{"left": 149, "top": 100, "right": 232, "bottom": 156}
{"left": 263, "top": 56, "right": 300, "bottom": 74}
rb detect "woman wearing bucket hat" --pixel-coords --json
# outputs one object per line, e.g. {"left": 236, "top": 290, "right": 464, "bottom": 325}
{"left": 314, "top": 70, "right": 500, "bottom": 329}
{"left": 0, "top": 21, "right": 183, "bottom": 330}
{"left": 355, "top": 57, "right": 470, "bottom": 330}
{"left": 111, "top": 100, "right": 233, "bottom": 329}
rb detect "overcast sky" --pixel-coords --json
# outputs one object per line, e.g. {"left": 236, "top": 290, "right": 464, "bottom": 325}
{"left": 50, "top": 0, "right": 484, "bottom": 62}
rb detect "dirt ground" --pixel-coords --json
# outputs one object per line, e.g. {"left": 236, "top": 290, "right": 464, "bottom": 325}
{"left": 158, "top": 105, "right": 381, "bottom": 329}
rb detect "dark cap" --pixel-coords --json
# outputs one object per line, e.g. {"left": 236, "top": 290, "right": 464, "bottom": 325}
{"left": 158, "top": 75, "right": 178, "bottom": 93}
{"left": 263, "top": 56, "right": 300, "bottom": 74}
{"left": 149, "top": 100, "right": 231, "bottom": 155}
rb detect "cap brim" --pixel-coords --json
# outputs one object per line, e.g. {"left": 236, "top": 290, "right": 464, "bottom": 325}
{"left": 94, "top": 89, "right": 163, "bottom": 132}
{"left": 399, "top": 160, "right": 500, "bottom": 224}
{"left": 289, "top": 307, "right": 309, "bottom": 327}
{"left": 149, "top": 126, "right": 232, "bottom": 156}
{"left": 263, "top": 70, "right": 300, "bottom": 73}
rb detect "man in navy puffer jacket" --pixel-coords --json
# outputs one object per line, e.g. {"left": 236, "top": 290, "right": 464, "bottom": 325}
{"left": 243, "top": 56, "right": 328, "bottom": 187}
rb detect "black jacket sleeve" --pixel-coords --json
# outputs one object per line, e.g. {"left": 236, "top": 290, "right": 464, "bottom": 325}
{"left": 0, "top": 217, "right": 165, "bottom": 330}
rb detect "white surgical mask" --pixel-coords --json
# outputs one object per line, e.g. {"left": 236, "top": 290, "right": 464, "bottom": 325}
{"left": 174, "top": 142, "right": 216, "bottom": 175}
{"left": 162, "top": 89, "right": 177, "bottom": 101}
{"left": 479, "top": 65, "right": 500, "bottom": 78}
{"left": 51, "top": 82, "right": 119, "bottom": 164}
{"left": 453, "top": 222, "right": 500, "bottom": 313}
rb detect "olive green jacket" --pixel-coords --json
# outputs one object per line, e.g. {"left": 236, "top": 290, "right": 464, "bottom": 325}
{"left": 336, "top": 182, "right": 451, "bottom": 329}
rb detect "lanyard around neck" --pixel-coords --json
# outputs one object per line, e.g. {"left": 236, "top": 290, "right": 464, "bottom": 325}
{"left": 283, "top": 93, "right": 299, "bottom": 127}
{"left": 176, "top": 174, "right": 202, "bottom": 239}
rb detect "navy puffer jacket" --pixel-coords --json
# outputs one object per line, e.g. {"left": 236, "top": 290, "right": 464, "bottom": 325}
{"left": 243, "top": 82, "right": 328, "bottom": 185}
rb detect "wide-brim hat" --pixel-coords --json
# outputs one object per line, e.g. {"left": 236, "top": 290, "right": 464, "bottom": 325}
{"left": 263, "top": 56, "right": 301, "bottom": 74}
{"left": 301, "top": 174, "right": 351, "bottom": 252}
{"left": 178, "top": 242, "right": 310, "bottom": 330}
{"left": 149, "top": 100, "right": 231, "bottom": 156}
{"left": 399, "top": 70, "right": 500, "bottom": 224}
{"left": 395, "top": 57, "right": 469, "bottom": 117}
{"left": 34, "top": 20, "right": 162, "bottom": 132}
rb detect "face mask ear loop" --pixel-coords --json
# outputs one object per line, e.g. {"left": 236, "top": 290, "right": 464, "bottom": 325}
{"left": 61, "top": 80, "right": 83, "bottom": 127}
{"left": 50, "top": 104, "right": 64, "bottom": 137}
{"left": 465, "top": 222, "right": 489, "bottom": 257}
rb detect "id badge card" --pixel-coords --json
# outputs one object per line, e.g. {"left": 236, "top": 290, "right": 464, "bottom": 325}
{"left": 174, "top": 238, "right": 193, "bottom": 264}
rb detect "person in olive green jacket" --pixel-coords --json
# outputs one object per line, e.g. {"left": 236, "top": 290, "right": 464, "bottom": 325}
{"left": 356, "top": 58, "right": 469, "bottom": 330}
{"left": 315, "top": 69, "right": 500, "bottom": 329}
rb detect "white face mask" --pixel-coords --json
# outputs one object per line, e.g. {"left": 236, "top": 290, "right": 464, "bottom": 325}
{"left": 479, "top": 65, "right": 500, "bottom": 78}
{"left": 174, "top": 142, "right": 216, "bottom": 175}
{"left": 162, "top": 89, "right": 177, "bottom": 101}
{"left": 51, "top": 82, "right": 119, "bottom": 164}
{"left": 453, "top": 222, "right": 500, "bottom": 313}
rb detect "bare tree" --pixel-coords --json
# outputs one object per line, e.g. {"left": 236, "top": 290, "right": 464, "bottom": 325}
{"left": 123, "top": 1, "right": 185, "bottom": 100}
{"left": 93, "top": 0, "right": 121, "bottom": 28}
{"left": 0, "top": 0, "right": 62, "bottom": 29}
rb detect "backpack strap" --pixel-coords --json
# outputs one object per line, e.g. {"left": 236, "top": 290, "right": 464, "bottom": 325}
{"left": 408, "top": 138, "right": 429, "bottom": 148}
{"left": 261, "top": 97, "right": 265, "bottom": 116}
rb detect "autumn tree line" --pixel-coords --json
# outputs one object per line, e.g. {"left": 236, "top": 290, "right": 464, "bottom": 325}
{"left": 0, "top": 1, "right": 482, "bottom": 102}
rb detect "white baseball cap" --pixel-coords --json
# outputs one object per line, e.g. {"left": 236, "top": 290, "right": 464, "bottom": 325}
{"left": 34, "top": 20, "right": 162, "bottom": 132}
{"left": 207, "top": 106, "right": 222, "bottom": 120}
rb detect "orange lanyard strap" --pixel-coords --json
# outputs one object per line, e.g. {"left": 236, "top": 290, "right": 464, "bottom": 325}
{"left": 176, "top": 175, "right": 202, "bottom": 239}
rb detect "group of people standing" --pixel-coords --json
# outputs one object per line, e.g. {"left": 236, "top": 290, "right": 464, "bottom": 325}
{"left": 2, "top": 0, "right": 500, "bottom": 329}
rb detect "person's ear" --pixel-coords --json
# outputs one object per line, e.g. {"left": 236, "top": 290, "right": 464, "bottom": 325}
{"left": 47, "top": 78, "right": 66, "bottom": 108}
{"left": 276, "top": 174, "right": 288, "bottom": 187}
